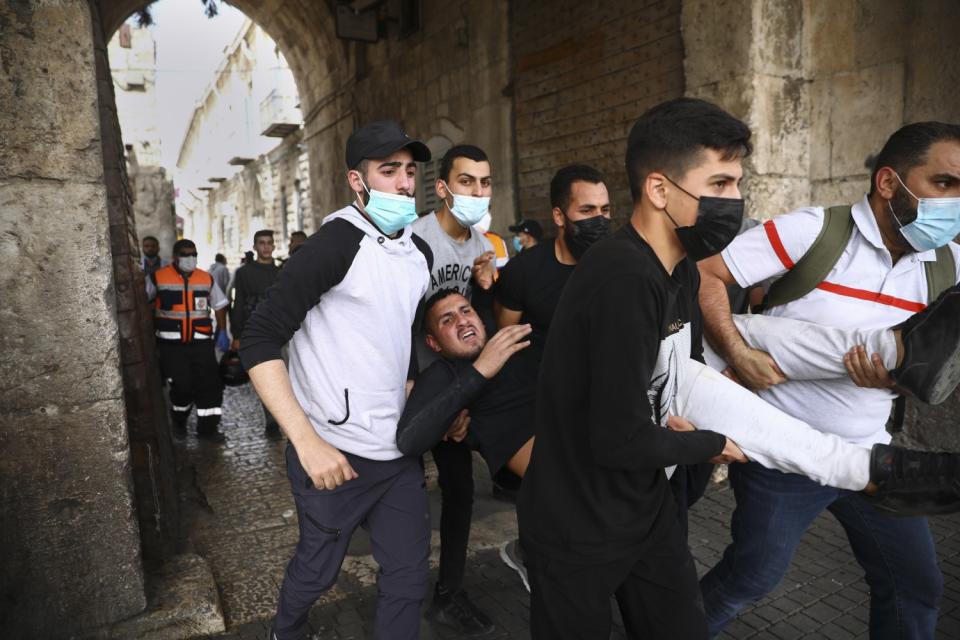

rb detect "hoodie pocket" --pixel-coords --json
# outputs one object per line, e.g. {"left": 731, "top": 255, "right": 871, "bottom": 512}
{"left": 327, "top": 388, "right": 350, "bottom": 426}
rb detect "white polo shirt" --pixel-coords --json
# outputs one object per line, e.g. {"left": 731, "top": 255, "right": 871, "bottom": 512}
{"left": 722, "top": 195, "right": 960, "bottom": 446}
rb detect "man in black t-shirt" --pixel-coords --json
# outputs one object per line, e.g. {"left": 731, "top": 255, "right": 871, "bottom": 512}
{"left": 494, "top": 165, "right": 611, "bottom": 357}
{"left": 232, "top": 229, "right": 282, "bottom": 437}
{"left": 518, "top": 98, "right": 751, "bottom": 639}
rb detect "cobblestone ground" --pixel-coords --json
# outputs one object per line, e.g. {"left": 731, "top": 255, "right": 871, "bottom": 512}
{"left": 182, "top": 384, "right": 960, "bottom": 639}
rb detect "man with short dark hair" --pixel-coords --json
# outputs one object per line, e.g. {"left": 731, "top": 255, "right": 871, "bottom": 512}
{"left": 518, "top": 98, "right": 752, "bottom": 638}
{"left": 697, "top": 121, "right": 960, "bottom": 638}
{"left": 410, "top": 143, "right": 498, "bottom": 636}
{"left": 208, "top": 253, "right": 230, "bottom": 294}
{"left": 495, "top": 165, "right": 611, "bottom": 357}
{"left": 232, "top": 229, "right": 282, "bottom": 436}
{"left": 140, "top": 235, "right": 167, "bottom": 277}
{"left": 288, "top": 230, "right": 307, "bottom": 256}
{"left": 147, "top": 238, "right": 229, "bottom": 442}
{"left": 240, "top": 120, "right": 434, "bottom": 640}
{"left": 507, "top": 219, "right": 541, "bottom": 253}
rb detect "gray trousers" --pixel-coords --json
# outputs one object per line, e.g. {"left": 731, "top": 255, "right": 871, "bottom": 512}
{"left": 273, "top": 444, "right": 430, "bottom": 639}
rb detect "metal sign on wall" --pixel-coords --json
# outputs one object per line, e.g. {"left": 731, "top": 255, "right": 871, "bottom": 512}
{"left": 335, "top": 5, "right": 379, "bottom": 43}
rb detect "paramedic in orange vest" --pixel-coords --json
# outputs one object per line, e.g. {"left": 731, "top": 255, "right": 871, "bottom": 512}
{"left": 147, "top": 238, "right": 230, "bottom": 442}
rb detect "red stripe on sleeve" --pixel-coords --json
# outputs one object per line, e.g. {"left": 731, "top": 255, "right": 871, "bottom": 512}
{"left": 763, "top": 220, "right": 795, "bottom": 269}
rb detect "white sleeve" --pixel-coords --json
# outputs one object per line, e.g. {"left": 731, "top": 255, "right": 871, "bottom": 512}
{"left": 209, "top": 281, "right": 229, "bottom": 310}
{"left": 145, "top": 275, "right": 157, "bottom": 302}
{"left": 721, "top": 207, "right": 825, "bottom": 288}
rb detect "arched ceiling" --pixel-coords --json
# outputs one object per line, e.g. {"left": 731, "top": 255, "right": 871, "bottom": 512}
{"left": 99, "top": 0, "right": 348, "bottom": 119}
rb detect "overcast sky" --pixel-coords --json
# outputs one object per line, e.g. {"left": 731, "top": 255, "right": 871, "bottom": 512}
{"left": 146, "top": 0, "right": 246, "bottom": 169}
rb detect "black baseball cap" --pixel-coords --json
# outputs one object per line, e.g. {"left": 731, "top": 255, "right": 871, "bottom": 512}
{"left": 508, "top": 219, "right": 543, "bottom": 240}
{"left": 345, "top": 120, "right": 431, "bottom": 169}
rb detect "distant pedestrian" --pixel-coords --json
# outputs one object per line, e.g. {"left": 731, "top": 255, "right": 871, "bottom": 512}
{"left": 231, "top": 229, "right": 281, "bottom": 437}
{"left": 508, "top": 219, "right": 542, "bottom": 253}
{"left": 208, "top": 253, "right": 230, "bottom": 294}
{"left": 140, "top": 235, "right": 167, "bottom": 277}
{"left": 146, "top": 238, "right": 229, "bottom": 443}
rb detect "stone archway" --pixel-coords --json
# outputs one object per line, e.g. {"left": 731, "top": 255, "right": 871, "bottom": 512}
{"left": 101, "top": 0, "right": 353, "bottom": 227}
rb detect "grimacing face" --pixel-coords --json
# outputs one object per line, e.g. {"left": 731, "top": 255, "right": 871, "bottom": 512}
{"left": 425, "top": 294, "right": 487, "bottom": 360}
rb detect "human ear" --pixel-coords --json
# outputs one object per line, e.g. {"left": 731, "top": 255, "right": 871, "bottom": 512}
{"left": 551, "top": 207, "right": 565, "bottom": 229}
{"left": 875, "top": 167, "right": 899, "bottom": 200}
{"left": 644, "top": 173, "right": 669, "bottom": 209}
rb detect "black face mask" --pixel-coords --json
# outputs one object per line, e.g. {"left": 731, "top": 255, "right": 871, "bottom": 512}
{"left": 564, "top": 214, "right": 612, "bottom": 260}
{"left": 664, "top": 177, "right": 744, "bottom": 261}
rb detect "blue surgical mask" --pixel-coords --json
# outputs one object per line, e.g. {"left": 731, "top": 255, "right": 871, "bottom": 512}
{"left": 356, "top": 177, "right": 417, "bottom": 235}
{"left": 441, "top": 181, "right": 491, "bottom": 227}
{"left": 513, "top": 236, "right": 523, "bottom": 252}
{"left": 889, "top": 173, "right": 960, "bottom": 251}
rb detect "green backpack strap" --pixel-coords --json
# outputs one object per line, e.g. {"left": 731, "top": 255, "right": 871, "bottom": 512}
{"left": 925, "top": 245, "right": 956, "bottom": 302}
{"left": 761, "top": 205, "right": 855, "bottom": 311}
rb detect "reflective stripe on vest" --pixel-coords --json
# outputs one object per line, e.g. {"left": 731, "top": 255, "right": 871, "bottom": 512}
{"left": 153, "top": 265, "right": 215, "bottom": 342}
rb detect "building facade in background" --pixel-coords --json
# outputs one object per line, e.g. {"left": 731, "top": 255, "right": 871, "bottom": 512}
{"left": 175, "top": 19, "right": 309, "bottom": 266}
{"left": 108, "top": 21, "right": 177, "bottom": 259}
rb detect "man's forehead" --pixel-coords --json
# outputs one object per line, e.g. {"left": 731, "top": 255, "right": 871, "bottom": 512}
{"left": 372, "top": 148, "right": 415, "bottom": 167}
{"left": 920, "top": 140, "right": 960, "bottom": 173}
{"left": 451, "top": 157, "right": 491, "bottom": 178}
{"left": 569, "top": 180, "right": 609, "bottom": 202}
{"left": 432, "top": 295, "right": 471, "bottom": 316}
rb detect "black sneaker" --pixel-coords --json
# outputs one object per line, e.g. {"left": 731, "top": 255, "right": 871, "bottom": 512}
{"left": 499, "top": 538, "right": 529, "bottom": 592}
{"left": 891, "top": 283, "right": 960, "bottom": 405}
{"left": 170, "top": 413, "right": 188, "bottom": 439}
{"left": 866, "top": 443, "right": 960, "bottom": 516}
{"left": 424, "top": 586, "right": 495, "bottom": 637}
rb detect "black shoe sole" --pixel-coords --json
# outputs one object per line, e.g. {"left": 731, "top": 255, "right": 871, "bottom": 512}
{"left": 892, "top": 289, "right": 960, "bottom": 405}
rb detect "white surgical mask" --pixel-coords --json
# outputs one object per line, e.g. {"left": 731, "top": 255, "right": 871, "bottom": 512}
{"left": 177, "top": 256, "right": 198, "bottom": 272}
{"left": 442, "top": 181, "right": 491, "bottom": 227}
{"left": 474, "top": 211, "right": 493, "bottom": 234}
{"left": 889, "top": 172, "right": 960, "bottom": 251}
{"left": 356, "top": 176, "right": 418, "bottom": 235}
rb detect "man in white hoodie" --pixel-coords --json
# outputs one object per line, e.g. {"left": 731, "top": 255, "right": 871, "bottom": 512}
{"left": 240, "top": 121, "right": 434, "bottom": 640}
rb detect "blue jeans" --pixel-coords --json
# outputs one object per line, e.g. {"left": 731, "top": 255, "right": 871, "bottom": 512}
{"left": 700, "top": 461, "right": 942, "bottom": 639}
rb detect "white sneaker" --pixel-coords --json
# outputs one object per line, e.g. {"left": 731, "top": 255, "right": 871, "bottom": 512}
{"left": 499, "top": 538, "right": 529, "bottom": 592}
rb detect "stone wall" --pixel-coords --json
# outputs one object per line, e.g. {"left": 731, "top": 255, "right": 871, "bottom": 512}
{"left": 130, "top": 162, "right": 176, "bottom": 259}
{"left": 0, "top": 1, "right": 146, "bottom": 635}
{"left": 511, "top": 0, "right": 686, "bottom": 229}
{"left": 94, "top": 1, "right": 182, "bottom": 566}
{"left": 331, "top": 0, "right": 516, "bottom": 236}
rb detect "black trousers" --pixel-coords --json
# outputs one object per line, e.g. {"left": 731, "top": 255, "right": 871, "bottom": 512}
{"left": 525, "top": 515, "right": 708, "bottom": 640}
{"left": 432, "top": 439, "right": 474, "bottom": 593}
{"left": 157, "top": 340, "right": 223, "bottom": 434}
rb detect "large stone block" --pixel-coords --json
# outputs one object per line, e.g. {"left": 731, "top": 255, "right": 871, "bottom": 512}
{"left": 0, "top": 2, "right": 102, "bottom": 182}
{"left": 750, "top": 74, "right": 810, "bottom": 177}
{"left": 681, "top": 0, "right": 755, "bottom": 89}
{"left": 802, "top": 0, "right": 856, "bottom": 75}
{"left": 827, "top": 63, "right": 903, "bottom": 179}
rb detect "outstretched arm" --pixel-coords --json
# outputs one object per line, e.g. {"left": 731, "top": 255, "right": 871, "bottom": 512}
{"left": 699, "top": 253, "right": 786, "bottom": 390}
